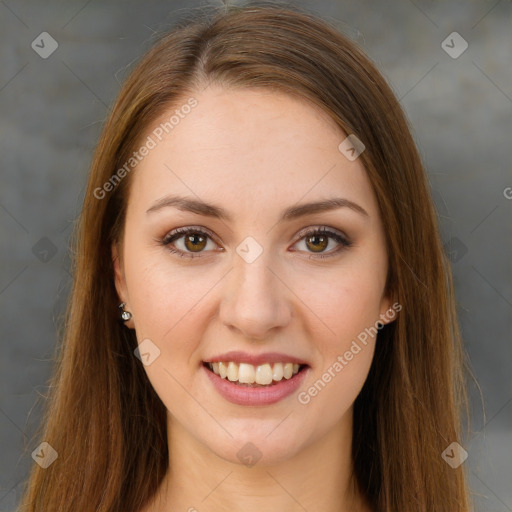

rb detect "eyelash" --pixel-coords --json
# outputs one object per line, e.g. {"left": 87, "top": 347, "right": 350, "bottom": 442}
{"left": 159, "top": 226, "right": 352, "bottom": 260}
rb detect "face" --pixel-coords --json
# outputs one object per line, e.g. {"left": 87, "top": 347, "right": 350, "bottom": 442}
{"left": 113, "top": 84, "right": 394, "bottom": 466}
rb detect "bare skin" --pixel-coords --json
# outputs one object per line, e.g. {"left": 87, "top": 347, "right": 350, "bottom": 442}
{"left": 113, "top": 84, "right": 394, "bottom": 512}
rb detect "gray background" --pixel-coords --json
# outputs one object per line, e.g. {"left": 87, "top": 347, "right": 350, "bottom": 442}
{"left": 0, "top": 0, "right": 510, "bottom": 510}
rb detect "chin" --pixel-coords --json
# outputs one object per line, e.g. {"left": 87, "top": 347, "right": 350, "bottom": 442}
{"left": 219, "top": 440, "right": 301, "bottom": 468}
{"left": 202, "top": 422, "right": 310, "bottom": 468}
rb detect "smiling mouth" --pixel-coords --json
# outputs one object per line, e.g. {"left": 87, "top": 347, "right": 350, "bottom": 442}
{"left": 203, "top": 361, "right": 308, "bottom": 387}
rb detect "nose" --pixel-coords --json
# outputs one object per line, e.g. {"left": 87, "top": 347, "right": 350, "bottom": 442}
{"left": 219, "top": 248, "right": 292, "bottom": 341}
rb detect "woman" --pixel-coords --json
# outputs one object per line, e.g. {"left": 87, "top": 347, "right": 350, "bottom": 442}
{"left": 19, "top": 2, "right": 471, "bottom": 511}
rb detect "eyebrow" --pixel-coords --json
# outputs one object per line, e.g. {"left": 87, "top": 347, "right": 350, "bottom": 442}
{"left": 146, "top": 194, "right": 369, "bottom": 221}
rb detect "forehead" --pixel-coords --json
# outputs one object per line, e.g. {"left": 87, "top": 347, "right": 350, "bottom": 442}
{"left": 129, "top": 85, "right": 377, "bottom": 217}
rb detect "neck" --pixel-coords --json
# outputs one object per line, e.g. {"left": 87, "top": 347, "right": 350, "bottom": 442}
{"left": 147, "top": 408, "right": 370, "bottom": 512}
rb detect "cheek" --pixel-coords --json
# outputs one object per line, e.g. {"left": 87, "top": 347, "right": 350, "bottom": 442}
{"left": 294, "top": 262, "right": 384, "bottom": 415}
{"left": 296, "top": 261, "right": 386, "bottom": 348}
{"left": 125, "top": 245, "right": 214, "bottom": 340}
{"left": 123, "top": 255, "right": 212, "bottom": 423}
{"left": 298, "top": 280, "right": 379, "bottom": 422}
{"left": 298, "top": 341, "right": 375, "bottom": 437}
{"left": 122, "top": 247, "right": 240, "bottom": 411}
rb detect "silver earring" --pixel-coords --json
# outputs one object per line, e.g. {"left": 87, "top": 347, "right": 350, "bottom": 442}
{"left": 119, "top": 302, "right": 132, "bottom": 321}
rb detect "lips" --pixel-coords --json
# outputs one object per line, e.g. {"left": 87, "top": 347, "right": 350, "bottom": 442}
{"left": 202, "top": 351, "right": 310, "bottom": 405}
{"left": 204, "top": 361, "right": 305, "bottom": 385}
{"left": 204, "top": 350, "right": 310, "bottom": 367}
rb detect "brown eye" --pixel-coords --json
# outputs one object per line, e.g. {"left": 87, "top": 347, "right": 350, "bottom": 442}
{"left": 161, "top": 227, "right": 218, "bottom": 259}
{"left": 292, "top": 227, "right": 351, "bottom": 259}
{"left": 183, "top": 232, "right": 207, "bottom": 252}
{"left": 305, "top": 233, "right": 329, "bottom": 253}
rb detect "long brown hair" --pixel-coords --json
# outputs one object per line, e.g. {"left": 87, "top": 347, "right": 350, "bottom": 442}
{"left": 18, "top": 2, "right": 471, "bottom": 511}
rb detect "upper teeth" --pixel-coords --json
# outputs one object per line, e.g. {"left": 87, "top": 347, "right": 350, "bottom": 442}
{"left": 207, "top": 361, "right": 301, "bottom": 385}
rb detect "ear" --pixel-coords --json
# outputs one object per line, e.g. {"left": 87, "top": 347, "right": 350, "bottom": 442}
{"left": 378, "top": 292, "right": 400, "bottom": 327}
{"left": 112, "top": 243, "right": 135, "bottom": 329}
{"left": 112, "top": 243, "right": 126, "bottom": 300}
